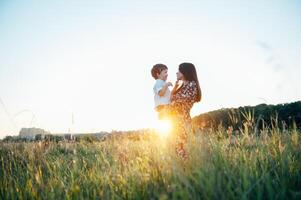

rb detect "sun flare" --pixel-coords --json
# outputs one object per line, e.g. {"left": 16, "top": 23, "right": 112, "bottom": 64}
{"left": 155, "top": 119, "right": 173, "bottom": 136}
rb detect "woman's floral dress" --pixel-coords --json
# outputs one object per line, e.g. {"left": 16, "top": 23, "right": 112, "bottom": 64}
{"left": 170, "top": 81, "right": 199, "bottom": 159}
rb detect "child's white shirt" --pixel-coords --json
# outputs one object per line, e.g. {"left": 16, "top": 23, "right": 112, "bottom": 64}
{"left": 153, "top": 79, "right": 170, "bottom": 109}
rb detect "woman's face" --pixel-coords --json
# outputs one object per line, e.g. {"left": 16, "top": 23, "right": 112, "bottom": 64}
{"left": 176, "top": 70, "right": 184, "bottom": 80}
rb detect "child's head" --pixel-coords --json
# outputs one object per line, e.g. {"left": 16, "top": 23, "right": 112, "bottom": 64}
{"left": 151, "top": 64, "right": 168, "bottom": 81}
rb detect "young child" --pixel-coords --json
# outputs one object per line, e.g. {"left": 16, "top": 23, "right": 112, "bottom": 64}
{"left": 151, "top": 64, "right": 173, "bottom": 119}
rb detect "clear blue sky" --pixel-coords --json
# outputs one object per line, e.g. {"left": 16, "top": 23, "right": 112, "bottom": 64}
{"left": 0, "top": 0, "right": 300, "bottom": 138}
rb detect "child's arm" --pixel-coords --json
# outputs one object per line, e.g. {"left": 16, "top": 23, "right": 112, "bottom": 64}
{"left": 158, "top": 82, "right": 172, "bottom": 97}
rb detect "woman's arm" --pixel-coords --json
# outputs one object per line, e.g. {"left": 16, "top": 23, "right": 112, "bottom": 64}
{"left": 170, "top": 80, "right": 181, "bottom": 101}
{"left": 171, "top": 80, "right": 180, "bottom": 95}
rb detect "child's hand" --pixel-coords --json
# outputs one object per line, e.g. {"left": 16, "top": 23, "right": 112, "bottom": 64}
{"left": 165, "top": 82, "right": 173, "bottom": 87}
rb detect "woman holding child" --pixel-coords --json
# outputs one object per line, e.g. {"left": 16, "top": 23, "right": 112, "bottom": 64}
{"left": 169, "top": 63, "right": 202, "bottom": 159}
{"left": 151, "top": 62, "right": 202, "bottom": 159}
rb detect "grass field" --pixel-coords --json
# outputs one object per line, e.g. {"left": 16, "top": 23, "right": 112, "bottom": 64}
{"left": 1, "top": 124, "right": 301, "bottom": 199}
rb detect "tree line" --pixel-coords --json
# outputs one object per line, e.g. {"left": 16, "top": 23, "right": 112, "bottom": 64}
{"left": 192, "top": 101, "right": 301, "bottom": 131}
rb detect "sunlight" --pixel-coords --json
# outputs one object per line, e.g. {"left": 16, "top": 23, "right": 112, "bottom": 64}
{"left": 155, "top": 119, "right": 173, "bottom": 137}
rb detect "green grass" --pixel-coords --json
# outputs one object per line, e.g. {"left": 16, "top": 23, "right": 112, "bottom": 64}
{"left": 1, "top": 126, "right": 301, "bottom": 200}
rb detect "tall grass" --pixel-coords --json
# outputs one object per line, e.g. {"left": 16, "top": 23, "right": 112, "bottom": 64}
{"left": 0, "top": 125, "right": 301, "bottom": 199}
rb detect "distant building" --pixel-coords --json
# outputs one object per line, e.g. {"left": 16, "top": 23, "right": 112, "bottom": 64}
{"left": 19, "top": 127, "right": 50, "bottom": 140}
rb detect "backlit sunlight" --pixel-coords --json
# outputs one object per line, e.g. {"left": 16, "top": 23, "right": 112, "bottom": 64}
{"left": 155, "top": 119, "right": 173, "bottom": 137}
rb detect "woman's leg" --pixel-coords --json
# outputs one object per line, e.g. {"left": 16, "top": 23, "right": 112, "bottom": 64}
{"left": 174, "top": 118, "right": 188, "bottom": 160}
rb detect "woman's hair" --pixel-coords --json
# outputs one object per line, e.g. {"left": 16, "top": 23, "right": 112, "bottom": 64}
{"left": 151, "top": 64, "right": 168, "bottom": 79}
{"left": 178, "top": 62, "right": 202, "bottom": 102}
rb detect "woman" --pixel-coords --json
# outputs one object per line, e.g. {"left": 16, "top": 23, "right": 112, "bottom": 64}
{"left": 170, "top": 62, "right": 202, "bottom": 159}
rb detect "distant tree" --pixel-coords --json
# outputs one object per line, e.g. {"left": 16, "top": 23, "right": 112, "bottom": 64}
{"left": 3, "top": 136, "right": 14, "bottom": 143}
{"left": 53, "top": 135, "right": 63, "bottom": 142}
{"left": 82, "top": 135, "right": 95, "bottom": 143}
{"left": 35, "top": 134, "right": 42, "bottom": 141}
{"left": 192, "top": 101, "right": 301, "bottom": 131}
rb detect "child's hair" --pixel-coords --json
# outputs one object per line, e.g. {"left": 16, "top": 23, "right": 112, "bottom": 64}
{"left": 151, "top": 64, "right": 168, "bottom": 79}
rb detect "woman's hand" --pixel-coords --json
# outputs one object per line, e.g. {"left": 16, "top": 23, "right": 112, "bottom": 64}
{"left": 174, "top": 80, "right": 183, "bottom": 90}
{"left": 171, "top": 80, "right": 181, "bottom": 96}
{"left": 174, "top": 80, "right": 180, "bottom": 88}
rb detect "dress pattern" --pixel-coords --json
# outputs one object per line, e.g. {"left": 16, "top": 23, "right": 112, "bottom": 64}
{"left": 170, "top": 81, "right": 198, "bottom": 159}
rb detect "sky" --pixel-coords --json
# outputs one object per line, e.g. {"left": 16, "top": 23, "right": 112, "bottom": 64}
{"left": 0, "top": 0, "right": 300, "bottom": 138}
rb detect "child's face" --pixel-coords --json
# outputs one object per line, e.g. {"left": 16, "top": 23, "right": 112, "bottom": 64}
{"left": 176, "top": 70, "right": 184, "bottom": 80}
{"left": 157, "top": 69, "right": 168, "bottom": 81}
